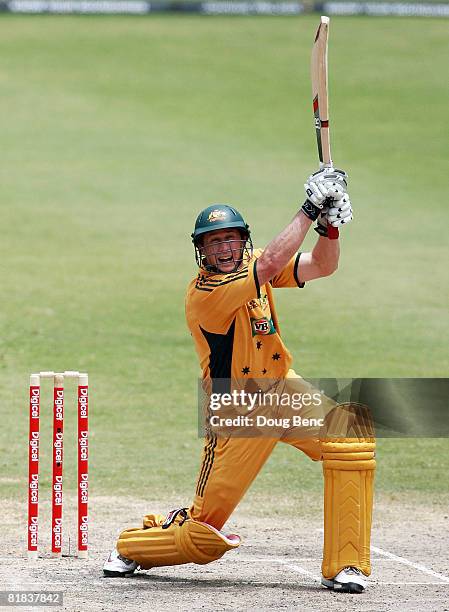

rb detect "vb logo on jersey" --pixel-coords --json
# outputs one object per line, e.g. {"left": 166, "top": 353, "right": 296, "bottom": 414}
{"left": 251, "top": 317, "right": 276, "bottom": 337}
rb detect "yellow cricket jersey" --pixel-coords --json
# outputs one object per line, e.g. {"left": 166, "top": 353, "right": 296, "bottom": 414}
{"left": 185, "top": 248, "right": 305, "bottom": 381}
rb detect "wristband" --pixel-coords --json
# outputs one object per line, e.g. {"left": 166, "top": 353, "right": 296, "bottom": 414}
{"left": 314, "top": 223, "right": 328, "bottom": 238}
{"left": 301, "top": 199, "right": 321, "bottom": 222}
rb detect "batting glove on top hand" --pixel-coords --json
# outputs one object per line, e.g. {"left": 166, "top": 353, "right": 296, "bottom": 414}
{"left": 301, "top": 168, "right": 348, "bottom": 222}
{"left": 308, "top": 167, "right": 348, "bottom": 190}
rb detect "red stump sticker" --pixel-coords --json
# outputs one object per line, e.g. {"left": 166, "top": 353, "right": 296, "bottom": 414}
{"left": 78, "top": 384, "right": 89, "bottom": 555}
{"left": 27, "top": 385, "right": 40, "bottom": 555}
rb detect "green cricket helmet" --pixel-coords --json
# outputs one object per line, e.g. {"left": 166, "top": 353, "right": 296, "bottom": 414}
{"left": 191, "top": 204, "right": 253, "bottom": 272}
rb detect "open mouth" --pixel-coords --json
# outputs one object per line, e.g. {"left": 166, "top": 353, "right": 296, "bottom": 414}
{"left": 217, "top": 255, "right": 234, "bottom": 264}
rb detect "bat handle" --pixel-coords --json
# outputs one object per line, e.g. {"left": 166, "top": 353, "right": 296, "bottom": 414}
{"left": 319, "top": 166, "right": 339, "bottom": 239}
{"left": 328, "top": 225, "right": 339, "bottom": 240}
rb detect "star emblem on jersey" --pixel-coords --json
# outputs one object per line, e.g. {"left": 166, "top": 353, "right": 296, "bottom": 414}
{"left": 256, "top": 341, "right": 262, "bottom": 350}
{"left": 242, "top": 366, "right": 250, "bottom": 375}
{"left": 272, "top": 353, "right": 281, "bottom": 361}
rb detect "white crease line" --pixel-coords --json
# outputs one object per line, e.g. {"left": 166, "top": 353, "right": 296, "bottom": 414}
{"left": 371, "top": 546, "right": 449, "bottom": 584}
{"left": 273, "top": 558, "right": 321, "bottom": 583}
{"left": 272, "top": 555, "right": 449, "bottom": 587}
{"left": 315, "top": 529, "right": 449, "bottom": 584}
{"left": 373, "top": 581, "right": 449, "bottom": 586}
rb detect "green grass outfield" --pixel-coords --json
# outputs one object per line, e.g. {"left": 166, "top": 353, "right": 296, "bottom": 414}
{"left": 0, "top": 16, "right": 448, "bottom": 508}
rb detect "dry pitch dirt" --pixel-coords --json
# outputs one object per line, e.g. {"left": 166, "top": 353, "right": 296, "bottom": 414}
{"left": 1, "top": 495, "right": 449, "bottom": 612}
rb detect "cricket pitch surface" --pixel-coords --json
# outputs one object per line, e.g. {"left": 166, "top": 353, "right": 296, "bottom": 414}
{"left": 2, "top": 495, "right": 448, "bottom": 612}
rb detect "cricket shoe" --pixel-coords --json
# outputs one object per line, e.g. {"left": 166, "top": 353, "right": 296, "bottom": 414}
{"left": 103, "top": 547, "right": 138, "bottom": 577}
{"left": 321, "top": 566, "right": 367, "bottom": 594}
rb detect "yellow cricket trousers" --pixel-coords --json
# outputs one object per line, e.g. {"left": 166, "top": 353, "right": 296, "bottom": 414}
{"left": 190, "top": 372, "right": 325, "bottom": 529}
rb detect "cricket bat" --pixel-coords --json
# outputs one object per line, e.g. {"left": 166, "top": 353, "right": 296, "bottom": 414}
{"left": 311, "top": 15, "right": 339, "bottom": 240}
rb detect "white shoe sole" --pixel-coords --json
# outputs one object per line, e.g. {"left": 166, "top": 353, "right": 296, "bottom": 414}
{"left": 103, "top": 567, "right": 136, "bottom": 578}
{"left": 321, "top": 576, "right": 365, "bottom": 594}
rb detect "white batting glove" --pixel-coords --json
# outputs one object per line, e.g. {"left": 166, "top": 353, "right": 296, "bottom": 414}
{"left": 308, "top": 167, "right": 348, "bottom": 190}
{"left": 304, "top": 179, "right": 330, "bottom": 209}
{"left": 301, "top": 168, "right": 349, "bottom": 222}
{"left": 304, "top": 168, "right": 352, "bottom": 236}
{"left": 326, "top": 190, "right": 353, "bottom": 228}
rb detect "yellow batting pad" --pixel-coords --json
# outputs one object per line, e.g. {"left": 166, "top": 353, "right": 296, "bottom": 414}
{"left": 321, "top": 439, "right": 376, "bottom": 579}
{"left": 117, "top": 512, "right": 240, "bottom": 570}
{"left": 320, "top": 401, "right": 376, "bottom": 579}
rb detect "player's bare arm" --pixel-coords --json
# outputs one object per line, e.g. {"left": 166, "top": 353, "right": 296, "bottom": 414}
{"left": 297, "top": 233, "right": 340, "bottom": 283}
{"left": 256, "top": 211, "right": 313, "bottom": 287}
{"left": 257, "top": 167, "right": 352, "bottom": 287}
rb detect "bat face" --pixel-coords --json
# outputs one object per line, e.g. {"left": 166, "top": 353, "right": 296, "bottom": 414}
{"left": 311, "top": 16, "right": 339, "bottom": 239}
{"left": 311, "top": 16, "right": 332, "bottom": 168}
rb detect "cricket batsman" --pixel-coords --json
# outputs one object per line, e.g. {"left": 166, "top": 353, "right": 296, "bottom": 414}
{"left": 104, "top": 168, "right": 376, "bottom": 594}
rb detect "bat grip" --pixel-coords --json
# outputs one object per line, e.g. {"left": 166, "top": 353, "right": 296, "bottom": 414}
{"left": 324, "top": 194, "right": 339, "bottom": 239}
{"left": 328, "top": 225, "right": 339, "bottom": 240}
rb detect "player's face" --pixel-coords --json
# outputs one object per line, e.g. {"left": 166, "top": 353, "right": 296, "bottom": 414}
{"left": 202, "top": 229, "right": 245, "bottom": 273}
